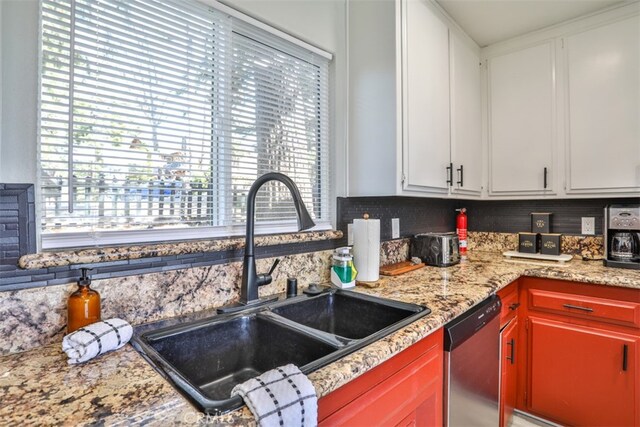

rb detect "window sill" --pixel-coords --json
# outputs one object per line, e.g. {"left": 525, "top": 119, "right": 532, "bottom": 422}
{"left": 18, "top": 229, "right": 343, "bottom": 270}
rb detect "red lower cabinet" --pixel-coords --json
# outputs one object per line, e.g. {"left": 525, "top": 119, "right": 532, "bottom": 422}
{"left": 318, "top": 328, "right": 443, "bottom": 426}
{"left": 498, "top": 281, "right": 520, "bottom": 427}
{"left": 518, "top": 278, "right": 640, "bottom": 426}
{"left": 500, "top": 318, "right": 518, "bottom": 427}
{"left": 527, "top": 316, "right": 638, "bottom": 426}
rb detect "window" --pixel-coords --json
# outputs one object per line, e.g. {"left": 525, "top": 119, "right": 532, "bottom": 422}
{"left": 39, "top": 0, "right": 331, "bottom": 249}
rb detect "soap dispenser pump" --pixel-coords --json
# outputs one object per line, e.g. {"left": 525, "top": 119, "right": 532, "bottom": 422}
{"left": 67, "top": 268, "right": 101, "bottom": 333}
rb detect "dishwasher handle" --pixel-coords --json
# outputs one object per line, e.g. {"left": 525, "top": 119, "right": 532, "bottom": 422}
{"left": 474, "top": 321, "right": 487, "bottom": 333}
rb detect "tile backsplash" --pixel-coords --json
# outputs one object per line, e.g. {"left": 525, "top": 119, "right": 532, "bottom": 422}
{"left": 337, "top": 196, "right": 639, "bottom": 239}
{"left": 0, "top": 184, "right": 36, "bottom": 268}
{"left": 337, "top": 196, "right": 455, "bottom": 241}
{"left": 462, "top": 197, "right": 640, "bottom": 235}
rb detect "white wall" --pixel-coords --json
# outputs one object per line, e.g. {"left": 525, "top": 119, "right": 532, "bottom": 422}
{"left": 0, "top": 1, "right": 3, "bottom": 174}
{"left": 347, "top": 0, "right": 399, "bottom": 197}
{"left": 0, "top": 2, "right": 3, "bottom": 174}
{"left": 0, "top": 0, "right": 348, "bottom": 202}
{"left": 0, "top": 0, "right": 39, "bottom": 184}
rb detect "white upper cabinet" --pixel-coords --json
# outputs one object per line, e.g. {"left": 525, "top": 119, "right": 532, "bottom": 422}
{"left": 564, "top": 15, "right": 640, "bottom": 195}
{"left": 402, "top": 0, "right": 451, "bottom": 194}
{"left": 347, "top": 0, "right": 637, "bottom": 200}
{"left": 487, "top": 41, "right": 556, "bottom": 196}
{"left": 450, "top": 33, "right": 483, "bottom": 196}
{"left": 348, "top": 0, "right": 482, "bottom": 197}
{"left": 483, "top": 2, "right": 639, "bottom": 199}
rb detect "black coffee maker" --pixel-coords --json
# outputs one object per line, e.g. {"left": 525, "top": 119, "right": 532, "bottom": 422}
{"left": 604, "top": 205, "right": 640, "bottom": 270}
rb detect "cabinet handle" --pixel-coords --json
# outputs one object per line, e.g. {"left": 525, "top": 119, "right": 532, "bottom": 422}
{"left": 543, "top": 167, "right": 548, "bottom": 189}
{"left": 446, "top": 163, "right": 453, "bottom": 186}
{"left": 509, "top": 302, "right": 520, "bottom": 311}
{"left": 456, "top": 165, "right": 464, "bottom": 187}
{"left": 623, "top": 344, "right": 628, "bottom": 371}
{"left": 506, "top": 338, "right": 515, "bottom": 364}
{"left": 562, "top": 304, "right": 593, "bottom": 312}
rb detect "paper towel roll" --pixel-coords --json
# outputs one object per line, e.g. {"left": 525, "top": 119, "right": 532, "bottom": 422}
{"left": 352, "top": 218, "right": 380, "bottom": 282}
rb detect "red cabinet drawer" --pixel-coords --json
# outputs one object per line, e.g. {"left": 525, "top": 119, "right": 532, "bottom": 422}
{"left": 528, "top": 288, "right": 640, "bottom": 329}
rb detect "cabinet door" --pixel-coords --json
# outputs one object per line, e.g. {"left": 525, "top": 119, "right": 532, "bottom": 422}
{"left": 564, "top": 16, "right": 640, "bottom": 195}
{"left": 500, "top": 318, "right": 518, "bottom": 427}
{"left": 402, "top": 0, "right": 451, "bottom": 194}
{"left": 319, "top": 329, "right": 443, "bottom": 426}
{"left": 488, "top": 42, "right": 556, "bottom": 196}
{"left": 450, "top": 33, "right": 482, "bottom": 196}
{"left": 320, "top": 340, "right": 443, "bottom": 426}
{"left": 527, "top": 316, "right": 638, "bottom": 426}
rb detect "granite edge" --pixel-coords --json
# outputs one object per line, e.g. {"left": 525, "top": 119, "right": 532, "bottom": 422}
{"left": 18, "top": 230, "right": 343, "bottom": 270}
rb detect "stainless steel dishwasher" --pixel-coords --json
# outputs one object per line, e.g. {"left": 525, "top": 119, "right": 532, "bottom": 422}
{"left": 444, "top": 295, "right": 502, "bottom": 427}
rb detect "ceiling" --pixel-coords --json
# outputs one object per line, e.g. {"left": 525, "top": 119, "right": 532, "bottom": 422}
{"left": 436, "top": 0, "right": 625, "bottom": 47}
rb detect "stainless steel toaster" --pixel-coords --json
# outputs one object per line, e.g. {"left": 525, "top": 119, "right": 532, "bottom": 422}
{"left": 411, "top": 232, "right": 460, "bottom": 267}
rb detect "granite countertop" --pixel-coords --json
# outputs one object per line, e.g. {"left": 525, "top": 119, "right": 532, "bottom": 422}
{"left": 1, "top": 251, "right": 639, "bottom": 426}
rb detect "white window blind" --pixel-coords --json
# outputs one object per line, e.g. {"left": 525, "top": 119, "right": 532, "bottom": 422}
{"left": 39, "top": 0, "right": 331, "bottom": 249}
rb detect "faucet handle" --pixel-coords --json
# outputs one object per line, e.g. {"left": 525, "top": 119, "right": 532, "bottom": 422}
{"left": 257, "top": 258, "right": 281, "bottom": 287}
{"left": 267, "top": 258, "right": 280, "bottom": 276}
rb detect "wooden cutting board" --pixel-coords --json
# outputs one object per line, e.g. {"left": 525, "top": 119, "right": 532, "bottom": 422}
{"left": 379, "top": 261, "right": 425, "bottom": 276}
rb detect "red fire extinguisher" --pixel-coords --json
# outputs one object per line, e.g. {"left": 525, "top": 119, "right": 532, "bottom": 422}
{"left": 456, "top": 208, "right": 468, "bottom": 257}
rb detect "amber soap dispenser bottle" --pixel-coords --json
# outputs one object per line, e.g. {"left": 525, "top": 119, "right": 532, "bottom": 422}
{"left": 67, "top": 268, "right": 101, "bottom": 333}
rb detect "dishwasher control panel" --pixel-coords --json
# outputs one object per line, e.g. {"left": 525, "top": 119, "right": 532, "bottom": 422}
{"left": 443, "top": 295, "right": 501, "bottom": 352}
{"left": 475, "top": 301, "right": 500, "bottom": 321}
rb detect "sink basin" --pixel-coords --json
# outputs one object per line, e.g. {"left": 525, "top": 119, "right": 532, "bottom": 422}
{"left": 271, "top": 289, "right": 424, "bottom": 340}
{"left": 136, "top": 313, "right": 339, "bottom": 413}
{"left": 132, "top": 288, "right": 430, "bottom": 415}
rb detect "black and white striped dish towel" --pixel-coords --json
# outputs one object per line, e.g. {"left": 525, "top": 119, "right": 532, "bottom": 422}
{"left": 231, "top": 364, "right": 318, "bottom": 427}
{"left": 62, "top": 318, "right": 133, "bottom": 364}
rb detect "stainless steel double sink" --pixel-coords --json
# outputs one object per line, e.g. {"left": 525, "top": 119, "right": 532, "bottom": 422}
{"left": 132, "top": 288, "right": 430, "bottom": 415}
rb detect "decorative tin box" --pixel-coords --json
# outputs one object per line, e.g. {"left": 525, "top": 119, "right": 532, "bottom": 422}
{"left": 518, "top": 232, "right": 539, "bottom": 254}
{"left": 531, "top": 212, "right": 552, "bottom": 233}
{"left": 540, "top": 233, "right": 562, "bottom": 256}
